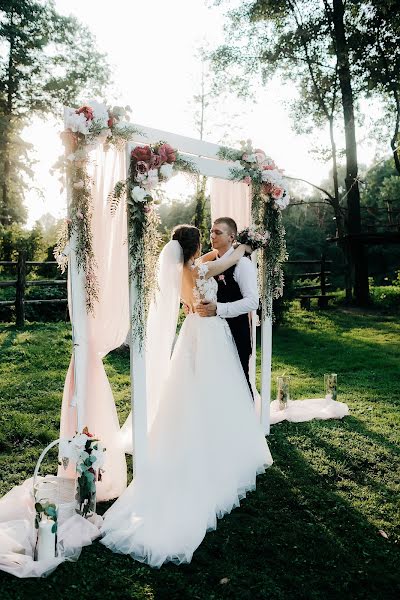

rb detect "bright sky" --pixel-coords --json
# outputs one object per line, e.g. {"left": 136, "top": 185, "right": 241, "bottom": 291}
{"left": 24, "top": 0, "right": 381, "bottom": 227}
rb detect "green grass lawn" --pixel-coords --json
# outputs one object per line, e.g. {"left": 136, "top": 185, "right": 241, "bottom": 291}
{"left": 0, "top": 307, "right": 399, "bottom": 599}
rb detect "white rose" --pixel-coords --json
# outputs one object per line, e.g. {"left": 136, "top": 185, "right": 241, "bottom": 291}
{"left": 145, "top": 169, "right": 159, "bottom": 189}
{"left": 64, "top": 108, "right": 90, "bottom": 135}
{"left": 160, "top": 163, "right": 174, "bottom": 180}
{"left": 276, "top": 196, "right": 290, "bottom": 210}
{"left": 262, "top": 169, "right": 283, "bottom": 185}
{"left": 91, "top": 448, "right": 106, "bottom": 469}
{"left": 131, "top": 186, "right": 147, "bottom": 203}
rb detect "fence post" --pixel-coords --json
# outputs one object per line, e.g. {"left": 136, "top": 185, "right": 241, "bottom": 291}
{"left": 318, "top": 253, "right": 328, "bottom": 309}
{"left": 15, "top": 251, "right": 26, "bottom": 327}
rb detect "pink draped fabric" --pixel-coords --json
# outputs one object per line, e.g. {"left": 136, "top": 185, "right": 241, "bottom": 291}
{"left": 210, "top": 178, "right": 252, "bottom": 231}
{"left": 59, "top": 145, "right": 130, "bottom": 501}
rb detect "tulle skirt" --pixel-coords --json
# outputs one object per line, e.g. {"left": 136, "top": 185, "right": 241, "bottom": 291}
{"left": 100, "top": 314, "right": 273, "bottom": 567}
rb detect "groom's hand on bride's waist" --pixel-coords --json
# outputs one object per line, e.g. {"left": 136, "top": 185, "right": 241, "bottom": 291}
{"left": 195, "top": 301, "right": 217, "bottom": 317}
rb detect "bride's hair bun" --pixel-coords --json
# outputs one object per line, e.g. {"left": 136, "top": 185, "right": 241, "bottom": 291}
{"left": 171, "top": 224, "right": 200, "bottom": 263}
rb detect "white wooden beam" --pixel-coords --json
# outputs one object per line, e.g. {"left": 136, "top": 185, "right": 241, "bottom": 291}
{"left": 127, "top": 124, "right": 238, "bottom": 161}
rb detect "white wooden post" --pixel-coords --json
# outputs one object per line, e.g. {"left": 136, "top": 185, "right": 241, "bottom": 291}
{"left": 64, "top": 126, "right": 86, "bottom": 434}
{"left": 128, "top": 278, "right": 148, "bottom": 478}
{"left": 260, "top": 313, "right": 272, "bottom": 434}
{"left": 68, "top": 231, "right": 87, "bottom": 433}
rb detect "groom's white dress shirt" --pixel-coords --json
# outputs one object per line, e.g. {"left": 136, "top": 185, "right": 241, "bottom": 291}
{"left": 215, "top": 246, "right": 259, "bottom": 319}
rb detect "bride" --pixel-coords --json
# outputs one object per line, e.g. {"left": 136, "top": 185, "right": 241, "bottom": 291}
{"left": 100, "top": 224, "right": 273, "bottom": 567}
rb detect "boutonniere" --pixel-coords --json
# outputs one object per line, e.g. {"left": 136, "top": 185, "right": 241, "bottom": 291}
{"left": 218, "top": 274, "right": 226, "bottom": 285}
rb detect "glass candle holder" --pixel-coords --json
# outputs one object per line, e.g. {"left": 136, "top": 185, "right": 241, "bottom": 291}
{"left": 324, "top": 373, "right": 337, "bottom": 401}
{"left": 277, "top": 376, "right": 291, "bottom": 410}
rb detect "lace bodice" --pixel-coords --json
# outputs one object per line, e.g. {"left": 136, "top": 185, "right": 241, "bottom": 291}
{"left": 192, "top": 261, "right": 218, "bottom": 305}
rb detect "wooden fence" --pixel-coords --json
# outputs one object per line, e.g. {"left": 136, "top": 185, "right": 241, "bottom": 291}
{"left": 287, "top": 254, "right": 333, "bottom": 309}
{"left": 0, "top": 251, "right": 67, "bottom": 327}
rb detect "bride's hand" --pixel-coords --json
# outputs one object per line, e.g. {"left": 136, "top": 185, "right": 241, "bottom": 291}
{"left": 239, "top": 243, "right": 253, "bottom": 255}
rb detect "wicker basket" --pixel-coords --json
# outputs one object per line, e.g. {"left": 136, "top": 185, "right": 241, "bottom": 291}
{"left": 33, "top": 438, "right": 76, "bottom": 525}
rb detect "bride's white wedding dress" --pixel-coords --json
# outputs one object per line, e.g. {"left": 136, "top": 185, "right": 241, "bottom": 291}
{"left": 100, "top": 247, "right": 273, "bottom": 567}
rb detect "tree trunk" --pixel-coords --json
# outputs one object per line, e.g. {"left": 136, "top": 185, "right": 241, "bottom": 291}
{"left": 1, "top": 9, "right": 15, "bottom": 226}
{"left": 332, "top": 0, "right": 369, "bottom": 305}
{"left": 328, "top": 115, "right": 352, "bottom": 300}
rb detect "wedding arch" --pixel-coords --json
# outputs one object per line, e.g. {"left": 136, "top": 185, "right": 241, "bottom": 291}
{"left": 57, "top": 103, "right": 288, "bottom": 493}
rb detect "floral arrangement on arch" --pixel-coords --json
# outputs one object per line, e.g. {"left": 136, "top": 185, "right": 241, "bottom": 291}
{"left": 109, "top": 141, "right": 197, "bottom": 347}
{"left": 241, "top": 148, "right": 290, "bottom": 211}
{"left": 54, "top": 100, "right": 140, "bottom": 314}
{"left": 236, "top": 226, "right": 270, "bottom": 252}
{"left": 218, "top": 141, "right": 289, "bottom": 318}
{"left": 59, "top": 426, "right": 106, "bottom": 518}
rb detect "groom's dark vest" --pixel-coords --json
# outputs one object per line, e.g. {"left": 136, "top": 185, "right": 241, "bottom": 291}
{"left": 214, "top": 263, "right": 252, "bottom": 392}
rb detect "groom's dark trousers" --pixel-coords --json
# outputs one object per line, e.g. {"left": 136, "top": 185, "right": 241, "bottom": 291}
{"left": 215, "top": 264, "right": 253, "bottom": 396}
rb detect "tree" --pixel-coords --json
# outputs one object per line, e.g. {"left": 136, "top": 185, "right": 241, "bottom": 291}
{"left": 210, "top": 0, "right": 400, "bottom": 304}
{"left": 191, "top": 51, "right": 211, "bottom": 245}
{"left": 0, "top": 0, "right": 111, "bottom": 225}
{"left": 349, "top": 0, "right": 400, "bottom": 175}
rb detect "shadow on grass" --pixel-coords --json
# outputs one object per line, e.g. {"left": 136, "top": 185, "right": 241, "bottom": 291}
{"left": 271, "top": 317, "right": 399, "bottom": 388}
{"left": 2, "top": 418, "right": 399, "bottom": 600}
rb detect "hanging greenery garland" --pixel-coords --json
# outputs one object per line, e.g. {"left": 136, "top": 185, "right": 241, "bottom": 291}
{"left": 218, "top": 142, "right": 289, "bottom": 318}
{"left": 109, "top": 142, "right": 198, "bottom": 348}
{"left": 55, "top": 101, "right": 140, "bottom": 314}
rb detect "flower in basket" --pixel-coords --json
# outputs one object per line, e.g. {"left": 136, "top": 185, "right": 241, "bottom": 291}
{"left": 237, "top": 227, "right": 270, "bottom": 252}
{"left": 59, "top": 427, "right": 106, "bottom": 518}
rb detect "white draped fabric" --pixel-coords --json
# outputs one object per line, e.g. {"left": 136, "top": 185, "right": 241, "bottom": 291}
{"left": 210, "top": 178, "right": 252, "bottom": 232}
{"left": 0, "top": 477, "right": 102, "bottom": 578}
{"left": 58, "top": 144, "right": 130, "bottom": 501}
{"left": 270, "top": 397, "right": 349, "bottom": 424}
{"left": 209, "top": 178, "right": 261, "bottom": 416}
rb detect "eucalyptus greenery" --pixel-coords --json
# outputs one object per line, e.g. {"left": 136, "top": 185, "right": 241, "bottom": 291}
{"left": 34, "top": 501, "right": 58, "bottom": 535}
{"left": 75, "top": 437, "right": 100, "bottom": 518}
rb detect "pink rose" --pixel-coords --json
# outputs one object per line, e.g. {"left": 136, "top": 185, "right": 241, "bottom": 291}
{"left": 131, "top": 145, "right": 152, "bottom": 163}
{"left": 143, "top": 205, "right": 153, "bottom": 213}
{"left": 158, "top": 143, "right": 176, "bottom": 164}
{"left": 262, "top": 182, "right": 273, "bottom": 195}
{"left": 272, "top": 186, "right": 284, "bottom": 200}
{"left": 242, "top": 153, "right": 250, "bottom": 162}
{"left": 261, "top": 159, "right": 276, "bottom": 170}
{"left": 76, "top": 105, "right": 94, "bottom": 121}
{"left": 254, "top": 149, "right": 266, "bottom": 164}
{"left": 150, "top": 153, "right": 163, "bottom": 169}
{"left": 243, "top": 176, "right": 252, "bottom": 185}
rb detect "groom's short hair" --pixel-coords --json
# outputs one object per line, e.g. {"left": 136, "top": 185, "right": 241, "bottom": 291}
{"left": 213, "top": 217, "right": 237, "bottom": 238}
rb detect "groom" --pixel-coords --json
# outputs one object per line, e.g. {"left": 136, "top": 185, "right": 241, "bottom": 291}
{"left": 195, "top": 217, "right": 259, "bottom": 394}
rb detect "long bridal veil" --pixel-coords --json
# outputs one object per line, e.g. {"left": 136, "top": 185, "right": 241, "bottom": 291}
{"left": 121, "top": 240, "right": 183, "bottom": 449}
